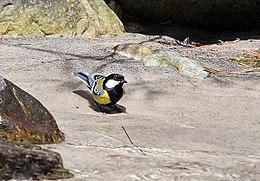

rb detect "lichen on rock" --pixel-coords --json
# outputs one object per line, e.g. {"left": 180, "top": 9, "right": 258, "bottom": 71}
{"left": 0, "top": 0, "right": 124, "bottom": 38}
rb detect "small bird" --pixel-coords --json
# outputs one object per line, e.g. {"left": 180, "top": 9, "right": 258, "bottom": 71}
{"left": 73, "top": 72, "right": 127, "bottom": 107}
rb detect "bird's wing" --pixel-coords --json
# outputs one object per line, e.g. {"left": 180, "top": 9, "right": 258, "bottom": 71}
{"left": 73, "top": 72, "right": 105, "bottom": 87}
{"left": 91, "top": 79, "right": 106, "bottom": 97}
{"left": 93, "top": 74, "right": 106, "bottom": 80}
{"left": 73, "top": 72, "right": 92, "bottom": 89}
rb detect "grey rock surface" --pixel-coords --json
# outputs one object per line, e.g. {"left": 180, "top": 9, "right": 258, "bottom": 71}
{"left": 142, "top": 50, "right": 209, "bottom": 79}
{"left": 0, "top": 33, "right": 259, "bottom": 180}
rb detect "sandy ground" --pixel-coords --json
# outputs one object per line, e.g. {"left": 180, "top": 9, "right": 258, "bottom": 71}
{"left": 0, "top": 33, "right": 260, "bottom": 180}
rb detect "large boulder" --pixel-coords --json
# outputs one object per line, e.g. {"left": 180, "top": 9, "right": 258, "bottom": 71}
{"left": 116, "top": 0, "right": 260, "bottom": 30}
{"left": 0, "top": 138, "right": 73, "bottom": 180}
{"left": 0, "top": 0, "right": 124, "bottom": 38}
{"left": 0, "top": 77, "right": 64, "bottom": 144}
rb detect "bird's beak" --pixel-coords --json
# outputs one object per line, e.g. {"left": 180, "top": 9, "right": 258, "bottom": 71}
{"left": 122, "top": 80, "right": 127, "bottom": 83}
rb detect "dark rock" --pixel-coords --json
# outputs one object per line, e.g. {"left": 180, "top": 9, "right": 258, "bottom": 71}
{"left": 0, "top": 138, "right": 73, "bottom": 180}
{"left": 0, "top": 77, "right": 64, "bottom": 144}
{"left": 116, "top": 0, "right": 260, "bottom": 30}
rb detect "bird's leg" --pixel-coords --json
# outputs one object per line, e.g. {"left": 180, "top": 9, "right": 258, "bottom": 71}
{"left": 94, "top": 102, "right": 108, "bottom": 114}
{"left": 94, "top": 102, "right": 102, "bottom": 112}
{"left": 112, "top": 104, "right": 122, "bottom": 113}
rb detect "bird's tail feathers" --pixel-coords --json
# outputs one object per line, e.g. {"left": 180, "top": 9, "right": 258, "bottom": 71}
{"left": 73, "top": 72, "right": 93, "bottom": 89}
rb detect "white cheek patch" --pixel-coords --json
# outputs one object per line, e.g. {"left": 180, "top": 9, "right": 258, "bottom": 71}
{"left": 105, "top": 79, "right": 120, "bottom": 89}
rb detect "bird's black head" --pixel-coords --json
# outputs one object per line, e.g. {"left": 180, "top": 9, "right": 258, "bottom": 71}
{"left": 104, "top": 73, "right": 127, "bottom": 89}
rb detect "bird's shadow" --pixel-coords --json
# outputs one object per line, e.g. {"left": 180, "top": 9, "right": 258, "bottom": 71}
{"left": 72, "top": 90, "right": 126, "bottom": 114}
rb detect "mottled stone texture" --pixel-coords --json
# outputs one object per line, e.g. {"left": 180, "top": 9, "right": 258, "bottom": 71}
{"left": 0, "top": 77, "right": 64, "bottom": 144}
{"left": 0, "top": 138, "right": 73, "bottom": 180}
{"left": 116, "top": 0, "right": 260, "bottom": 30}
{"left": 230, "top": 49, "right": 260, "bottom": 68}
{"left": 0, "top": 0, "right": 124, "bottom": 38}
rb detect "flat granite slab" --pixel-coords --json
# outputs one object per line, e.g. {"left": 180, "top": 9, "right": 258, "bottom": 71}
{"left": 0, "top": 33, "right": 259, "bottom": 180}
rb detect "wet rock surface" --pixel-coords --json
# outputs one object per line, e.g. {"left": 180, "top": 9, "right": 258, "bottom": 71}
{"left": 0, "top": 138, "right": 73, "bottom": 180}
{"left": 0, "top": 77, "right": 64, "bottom": 144}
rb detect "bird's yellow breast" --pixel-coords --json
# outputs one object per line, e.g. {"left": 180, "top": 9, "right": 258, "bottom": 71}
{"left": 92, "top": 91, "right": 111, "bottom": 105}
{"left": 92, "top": 79, "right": 111, "bottom": 105}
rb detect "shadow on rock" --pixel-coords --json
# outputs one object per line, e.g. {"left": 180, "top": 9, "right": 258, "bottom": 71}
{"left": 73, "top": 90, "right": 126, "bottom": 114}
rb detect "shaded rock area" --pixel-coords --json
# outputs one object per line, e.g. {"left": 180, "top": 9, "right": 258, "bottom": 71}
{"left": 0, "top": 0, "right": 124, "bottom": 38}
{"left": 115, "top": 0, "right": 260, "bottom": 30}
{"left": 0, "top": 138, "right": 73, "bottom": 180}
{"left": 0, "top": 77, "right": 64, "bottom": 144}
